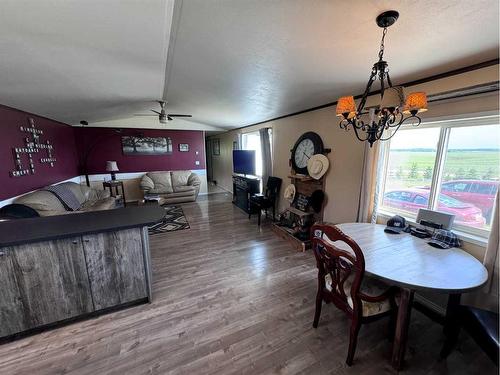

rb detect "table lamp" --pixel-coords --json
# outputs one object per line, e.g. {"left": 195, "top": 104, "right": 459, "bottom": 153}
{"left": 106, "top": 161, "right": 119, "bottom": 181}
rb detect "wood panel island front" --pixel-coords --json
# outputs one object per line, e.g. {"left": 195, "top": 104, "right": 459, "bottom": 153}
{"left": 0, "top": 205, "right": 165, "bottom": 341}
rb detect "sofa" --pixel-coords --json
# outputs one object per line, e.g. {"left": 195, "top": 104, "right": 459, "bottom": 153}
{"left": 140, "top": 171, "right": 201, "bottom": 204}
{"left": 15, "top": 182, "right": 117, "bottom": 216}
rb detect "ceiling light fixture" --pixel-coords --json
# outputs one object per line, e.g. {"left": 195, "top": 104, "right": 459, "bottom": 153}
{"left": 336, "top": 10, "right": 428, "bottom": 147}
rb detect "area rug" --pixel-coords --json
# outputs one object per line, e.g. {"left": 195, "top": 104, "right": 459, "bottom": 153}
{"left": 148, "top": 205, "right": 190, "bottom": 235}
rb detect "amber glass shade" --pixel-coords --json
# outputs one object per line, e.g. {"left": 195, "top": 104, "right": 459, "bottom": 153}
{"left": 336, "top": 96, "right": 356, "bottom": 118}
{"left": 403, "top": 92, "right": 427, "bottom": 114}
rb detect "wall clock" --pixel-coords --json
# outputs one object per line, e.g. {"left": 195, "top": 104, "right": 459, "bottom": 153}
{"left": 291, "top": 132, "right": 324, "bottom": 175}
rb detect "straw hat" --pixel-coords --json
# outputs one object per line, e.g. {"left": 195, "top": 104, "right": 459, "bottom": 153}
{"left": 307, "top": 154, "right": 330, "bottom": 180}
{"left": 283, "top": 184, "right": 296, "bottom": 203}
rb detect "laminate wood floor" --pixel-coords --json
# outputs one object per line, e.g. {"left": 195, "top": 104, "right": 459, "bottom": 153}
{"left": 0, "top": 193, "right": 496, "bottom": 374}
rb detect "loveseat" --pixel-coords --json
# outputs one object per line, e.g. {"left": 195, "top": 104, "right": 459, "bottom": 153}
{"left": 140, "top": 171, "right": 201, "bottom": 204}
{"left": 15, "top": 182, "right": 117, "bottom": 216}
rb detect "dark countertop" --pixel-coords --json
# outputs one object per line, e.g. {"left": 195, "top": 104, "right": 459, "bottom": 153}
{"left": 0, "top": 206, "right": 166, "bottom": 247}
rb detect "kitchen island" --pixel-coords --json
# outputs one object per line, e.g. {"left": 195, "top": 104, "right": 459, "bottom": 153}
{"left": 0, "top": 205, "right": 165, "bottom": 341}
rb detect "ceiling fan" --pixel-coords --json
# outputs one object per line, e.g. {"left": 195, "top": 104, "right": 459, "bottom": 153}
{"left": 134, "top": 101, "right": 192, "bottom": 124}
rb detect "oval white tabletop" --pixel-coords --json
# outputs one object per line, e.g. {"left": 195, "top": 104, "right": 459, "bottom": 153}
{"left": 335, "top": 223, "right": 488, "bottom": 293}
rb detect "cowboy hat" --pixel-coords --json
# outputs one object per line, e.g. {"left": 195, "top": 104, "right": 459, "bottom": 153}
{"left": 310, "top": 190, "right": 325, "bottom": 213}
{"left": 307, "top": 154, "right": 329, "bottom": 180}
{"left": 283, "top": 184, "right": 296, "bottom": 203}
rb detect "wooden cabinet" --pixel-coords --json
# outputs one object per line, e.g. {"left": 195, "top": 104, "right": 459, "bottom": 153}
{"left": 0, "top": 247, "right": 27, "bottom": 337}
{"left": 0, "top": 238, "right": 93, "bottom": 337}
{"left": 232, "top": 175, "right": 260, "bottom": 213}
{"left": 0, "top": 228, "right": 150, "bottom": 339}
{"left": 83, "top": 228, "right": 147, "bottom": 310}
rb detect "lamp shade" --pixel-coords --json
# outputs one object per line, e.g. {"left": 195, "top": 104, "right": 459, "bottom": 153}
{"left": 380, "top": 86, "right": 405, "bottom": 111}
{"left": 336, "top": 96, "right": 356, "bottom": 118}
{"left": 403, "top": 92, "right": 428, "bottom": 114}
{"left": 106, "top": 161, "right": 119, "bottom": 172}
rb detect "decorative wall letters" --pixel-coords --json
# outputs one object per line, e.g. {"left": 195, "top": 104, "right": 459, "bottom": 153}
{"left": 10, "top": 118, "right": 56, "bottom": 177}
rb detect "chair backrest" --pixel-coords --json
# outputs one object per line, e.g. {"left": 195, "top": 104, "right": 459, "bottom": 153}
{"left": 310, "top": 223, "right": 366, "bottom": 314}
{"left": 265, "top": 176, "right": 282, "bottom": 200}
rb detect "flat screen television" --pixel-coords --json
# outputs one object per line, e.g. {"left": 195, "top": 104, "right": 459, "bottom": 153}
{"left": 233, "top": 150, "right": 256, "bottom": 176}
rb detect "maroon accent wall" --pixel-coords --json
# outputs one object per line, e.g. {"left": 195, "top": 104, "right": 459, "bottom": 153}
{"left": 74, "top": 127, "right": 206, "bottom": 174}
{"left": 0, "top": 105, "right": 79, "bottom": 200}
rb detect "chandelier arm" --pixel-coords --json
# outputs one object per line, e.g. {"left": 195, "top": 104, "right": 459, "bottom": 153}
{"left": 379, "top": 122, "right": 403, "bottom": 141}
{"left": 357, "top": 69, "right": 378, "bottom": 113}
{"left": 385, "top": 112, "right": 404, "bottom": 128}
{"left": 379, "top": 129, "right": 400, "bottom": 142}
{"left": 386, "top": 71, "right": 393, "bottom": 88}
{"left": 339, "top": 119, "right": 370, "bottom": 142}
{"left": 351, "top": 124, "right": 371, "bottom": 142}
{"left": 379, "top": 115, "right": 421, "bottom": 141}
{"left": 352, "top": 120, "right": 367, "bottom": 131}
{"left": 400, "top": 114, "right": 422, "bottom": 128}
{"left": 374, "top": 120, "right": 387, "bottom": 141}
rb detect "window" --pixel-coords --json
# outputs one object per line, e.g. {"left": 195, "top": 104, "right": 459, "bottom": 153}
{"left": 381, "top": 127, "right": 440, "bottom": 217}
{"left": 379, "top": 117, "right": 500, "bottom": 236}
{"left": 241, "top": 131, "right": 262, "bottom": 177}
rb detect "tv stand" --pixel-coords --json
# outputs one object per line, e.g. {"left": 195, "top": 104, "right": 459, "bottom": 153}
{"left": 232, "top": 175, "right": 260, "bottom": 214}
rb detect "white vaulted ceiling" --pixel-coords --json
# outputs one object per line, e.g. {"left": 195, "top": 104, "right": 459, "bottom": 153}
{"left": 0, "top": 0, "right": 176, "bottom": 125}
{"left": 0, "top": 0, "right": 498, "bottom": 130}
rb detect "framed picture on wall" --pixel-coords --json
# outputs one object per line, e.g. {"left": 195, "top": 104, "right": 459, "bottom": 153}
{"left": 179, "top": 143, "right": 189, "bottom": 152}
{"left": 213, "top": 139, "right": 220, "bottom": 155}
{"left": 122, "top": 136, "right": 173, "bottom": 155}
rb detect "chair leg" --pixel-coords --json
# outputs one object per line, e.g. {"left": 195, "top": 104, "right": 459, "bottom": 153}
{"left": 313, "top": 292, "right": 322, "bottom": 328}
{"left": 257, "top": 209, "right": 261, "bottom": 226}
{"left": 346, "top": 320, "right": 361, "bottom": 366}
{"left": 272, "top": 205, "right": 276, "bottom": 221}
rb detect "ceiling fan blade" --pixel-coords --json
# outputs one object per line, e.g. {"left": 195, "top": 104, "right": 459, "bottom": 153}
{"left": 150, "top": 109, "right": 162, "bottom": 115}
{"left": 134, "top": 114, "right": 158, "bottom": 117}
{"left": 167, "top": 114, "right": 192, "bottom": 118}
{"left": 167, "top": 116, "right": 173, "bottom": 121}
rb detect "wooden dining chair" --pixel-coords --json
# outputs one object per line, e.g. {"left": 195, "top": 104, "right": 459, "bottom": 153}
{"left": 311, "top": 223, "right": 398, "bottom": 366}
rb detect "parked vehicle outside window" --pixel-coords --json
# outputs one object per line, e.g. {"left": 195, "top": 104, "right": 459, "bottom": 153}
{"left": 383, "top": 188, "right": 486, "bottom": 227}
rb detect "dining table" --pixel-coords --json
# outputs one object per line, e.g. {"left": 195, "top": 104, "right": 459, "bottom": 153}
{"left": 336, "top": 223, "right": 488, "bottom": 370}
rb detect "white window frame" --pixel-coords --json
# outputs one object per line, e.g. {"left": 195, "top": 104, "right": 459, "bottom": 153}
{"left": 377, "top": 114, "right": 500, "bottom": 241}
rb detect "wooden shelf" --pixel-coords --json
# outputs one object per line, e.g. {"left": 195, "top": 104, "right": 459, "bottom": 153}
{"left": 287, "top": 174, "right": 315, "bottom": 182}
{"left": 271, "top": 223, "right": 310, "bottom": 252}
{"left": 273, "top": 159, "right": 328, "bottom": 252}
{"left": 286, "top": 206, "right": 313, "bottom": 217}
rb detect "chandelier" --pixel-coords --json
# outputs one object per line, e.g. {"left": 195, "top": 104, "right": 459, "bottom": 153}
{"left": 336, "top": 10, "right": 428, "bottom": 147}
